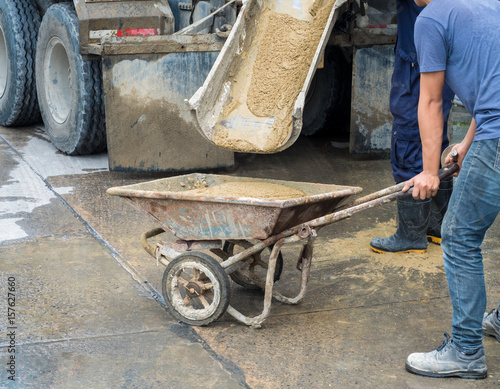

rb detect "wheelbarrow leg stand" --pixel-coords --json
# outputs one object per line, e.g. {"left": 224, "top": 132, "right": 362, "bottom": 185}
{"left": 225, "top": 237, "right": 285, "bottom": 328}
{"left": 226, "top": 234, "right": 315, "bottom": 328}
{"left": 272, "top": 235, "right": 314, "bottom": 305}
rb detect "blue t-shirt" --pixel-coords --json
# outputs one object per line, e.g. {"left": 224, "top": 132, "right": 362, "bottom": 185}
{"left": 414, "top": 0, "right": 500, "bottom": 140}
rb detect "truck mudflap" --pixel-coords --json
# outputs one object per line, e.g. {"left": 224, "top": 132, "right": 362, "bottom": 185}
{"left": 187, "top": 0, "right": 348, "bottom": 154}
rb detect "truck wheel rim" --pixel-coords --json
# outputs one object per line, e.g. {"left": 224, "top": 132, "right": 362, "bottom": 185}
{"left": 0, "top": 26, "right": 7, "bottom": 99}
{"left": 44, "top": 37, "right": 72, "bottom": 126}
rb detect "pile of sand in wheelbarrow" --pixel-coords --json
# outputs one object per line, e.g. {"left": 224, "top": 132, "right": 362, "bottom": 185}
{"left": 185, "top": 181, "right": 307, "bottom": 200}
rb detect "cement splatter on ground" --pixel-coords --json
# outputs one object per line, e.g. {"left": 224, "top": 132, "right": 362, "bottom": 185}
{"left": 316, "top": 221, "right": 445, "bottom": 274}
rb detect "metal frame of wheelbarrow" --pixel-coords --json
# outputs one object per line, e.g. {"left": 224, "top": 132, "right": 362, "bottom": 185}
{"left": 141, "top": 165, "right": 458, "bottom": 328}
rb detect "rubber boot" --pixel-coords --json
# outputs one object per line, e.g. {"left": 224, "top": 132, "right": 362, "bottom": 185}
{"left": 370, "top": 196, "right": 431, "bottom": 253}
{"left": 427, "top": 177, "right": 453, "bottom": 245}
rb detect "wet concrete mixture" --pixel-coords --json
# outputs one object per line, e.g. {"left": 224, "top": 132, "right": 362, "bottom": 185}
{"left": 213, "top": 2, "right": 334, "bottom": 153}
{"left": 185, "top": 181, "right": 306, "bottom": 199}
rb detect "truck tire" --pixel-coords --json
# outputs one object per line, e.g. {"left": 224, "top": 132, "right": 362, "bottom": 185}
{"left": 302, "top": 47, "right": 351, "bottom": 137}
{"left": 0, "top": 0, "right": 41, "bottom": 126}
{"left": 36, "top": 3, "right": 106, "bottom": 155}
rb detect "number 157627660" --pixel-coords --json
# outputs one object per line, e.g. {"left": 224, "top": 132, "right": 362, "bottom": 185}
{"left": 7, "top": 276, "right": 16, "bottom": 326}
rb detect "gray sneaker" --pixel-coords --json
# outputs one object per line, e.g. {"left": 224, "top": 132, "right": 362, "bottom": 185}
{"left": 483, "top": 309, "right": 500, "bottom": 342}
{"left": 405, "top": 333, "right": 487, "bottom": 379}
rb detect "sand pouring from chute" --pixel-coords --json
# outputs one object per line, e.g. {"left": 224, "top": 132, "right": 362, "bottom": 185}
{"left": 188, "top": 0, "right": 349, "bottom": 153}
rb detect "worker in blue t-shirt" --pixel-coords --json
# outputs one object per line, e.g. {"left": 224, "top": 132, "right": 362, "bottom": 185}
{"left": 403, "top": 0, "right": 500, "bottom": 380}
{"left": 369, "top": 0, "right": 454, "bottom": 254}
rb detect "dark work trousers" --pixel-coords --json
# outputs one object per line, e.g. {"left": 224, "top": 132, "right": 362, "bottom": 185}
{"left": 390, "top": 55, "right": 454, "bottom": 184}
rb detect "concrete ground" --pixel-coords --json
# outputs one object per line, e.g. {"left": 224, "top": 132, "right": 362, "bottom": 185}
{"left": 1, "top": 124, "right": 499, "bottom": 388}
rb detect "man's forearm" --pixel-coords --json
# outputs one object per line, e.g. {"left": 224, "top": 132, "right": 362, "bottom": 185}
{"left": 418, "top": 100, "right": 443, "bottom": 176}
{"left": 417, "top": 71, "right": 447, "bottom": 177}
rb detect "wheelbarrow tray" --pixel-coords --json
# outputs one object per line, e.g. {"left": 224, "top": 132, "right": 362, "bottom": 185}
{"left": 107, "top": 173, "right": 362, "bottom": 241}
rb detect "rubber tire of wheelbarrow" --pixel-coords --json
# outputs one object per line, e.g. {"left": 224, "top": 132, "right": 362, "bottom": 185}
{"left": 223, "top": 241, "right": 283, "bottom": 291}
{"left": 162, "top": 252, "right": 231, "bottom": 326}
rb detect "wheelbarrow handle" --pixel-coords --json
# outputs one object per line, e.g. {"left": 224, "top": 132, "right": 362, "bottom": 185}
{"left": 389, "top": 163, "right": 459, "bottom": 201}
{"left": 307, "top": 163, "right": 459, "bottom": 230}
{"left": 340, "top": 163, "right": 459, "bottom": 209}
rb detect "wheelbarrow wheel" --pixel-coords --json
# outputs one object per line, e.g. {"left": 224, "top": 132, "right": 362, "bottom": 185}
{"left": 162, "top": 252, "right": 231, "bottom": 326}
{"left": 223, "top": 241, "right": 283, "bottom": 290}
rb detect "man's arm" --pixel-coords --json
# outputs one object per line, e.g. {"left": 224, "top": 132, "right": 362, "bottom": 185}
{"left": 403, "top": 70, "right": 446, "bottom": 199}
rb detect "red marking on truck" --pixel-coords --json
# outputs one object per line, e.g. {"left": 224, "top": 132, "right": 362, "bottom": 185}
{"left": 117, "top": 29, "right": 159, "bottom": 37}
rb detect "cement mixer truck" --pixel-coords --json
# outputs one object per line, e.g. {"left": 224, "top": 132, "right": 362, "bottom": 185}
{"left": 0, "top": 0, "right": 396, "bottom": 171}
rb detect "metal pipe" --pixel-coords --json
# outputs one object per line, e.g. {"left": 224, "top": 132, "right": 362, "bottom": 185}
{"left": 141, "top": 228, "right": 166, "bottom": 257}
{"left": 339, "top": 163, "right": 458, "bottom": 209}
{"left": 308, "top": 163, "right": 459, "bottom": 230}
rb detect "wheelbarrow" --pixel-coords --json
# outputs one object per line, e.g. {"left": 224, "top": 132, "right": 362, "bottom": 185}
{"left": 107, "top": 166, "right": 458, "bottom": 328}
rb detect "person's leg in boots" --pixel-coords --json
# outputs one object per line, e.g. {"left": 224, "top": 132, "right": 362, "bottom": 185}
{"left": 427, "top": 177, "right": 453, "bottom": 245}
{"left": 371, "top": 176, "right": 453, "bottom": 253}
{"left": 370, "top": 39, "right": 453, "bottom": 254}
{"left": 370, "top": 196, "right": 430, "bottom": 253}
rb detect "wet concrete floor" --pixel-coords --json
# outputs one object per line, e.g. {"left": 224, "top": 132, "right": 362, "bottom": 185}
{"left": 0, "top": 125, "right": 499, "bottom": 388}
